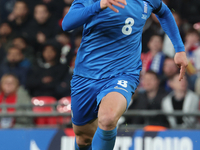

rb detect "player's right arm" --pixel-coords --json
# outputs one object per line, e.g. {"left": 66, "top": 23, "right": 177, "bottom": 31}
{"left": 62, "top": 0, "right": 126, "bottom": 31}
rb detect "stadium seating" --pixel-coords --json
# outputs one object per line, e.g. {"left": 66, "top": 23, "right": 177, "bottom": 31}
{"left": 57, "top": 96, "right": 71, "bottom": 125}
{"left": 31, "top": 96, "right": 57, "bottom": 126}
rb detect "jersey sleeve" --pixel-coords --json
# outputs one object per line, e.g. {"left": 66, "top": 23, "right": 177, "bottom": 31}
{"left": 62, "top": 0, "right": 102, "bottom": 31}
{"left": 155, "top": 2, "right": 185, "bottom": 53}
{"left": 150, "top": 0, "right": 162, "bottom": 13}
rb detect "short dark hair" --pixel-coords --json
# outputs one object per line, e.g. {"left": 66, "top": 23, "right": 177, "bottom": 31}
{"left": 43, "top": 45, "right": 57, "bottom": 53}
{"left": 42, "top": 41, "right": 61, "bottom": 53}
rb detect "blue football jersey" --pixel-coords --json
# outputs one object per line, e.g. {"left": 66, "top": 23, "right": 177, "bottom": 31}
{"left": 73, "top": 0, "right": 162, "bottom": 79}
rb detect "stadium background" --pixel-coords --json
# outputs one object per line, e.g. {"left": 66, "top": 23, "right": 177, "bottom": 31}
{"left": 0, "top": 0, "right": 200, "bottom": 149}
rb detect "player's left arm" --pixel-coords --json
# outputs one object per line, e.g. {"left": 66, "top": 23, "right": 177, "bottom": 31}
{"left": 154, "top": 2, "right": 188, "bottom": 81}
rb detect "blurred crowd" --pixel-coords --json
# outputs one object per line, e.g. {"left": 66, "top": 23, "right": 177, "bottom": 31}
{"left": 0, "top": 0, "right": 200, "bottom": 129}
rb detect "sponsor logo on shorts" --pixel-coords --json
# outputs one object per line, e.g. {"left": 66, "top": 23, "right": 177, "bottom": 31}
{"left": 114, "top": 86, "right": 128, "bottom": 93}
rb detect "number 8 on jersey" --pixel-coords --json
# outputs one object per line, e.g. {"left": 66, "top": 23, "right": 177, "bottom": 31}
{"left": 122, "top": 17, "right": 135, "bottom": 35}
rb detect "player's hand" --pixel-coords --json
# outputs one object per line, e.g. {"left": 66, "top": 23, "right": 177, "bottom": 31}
{"left": 100, "top": 0, "right": 127, "bottom": 13}
{"left": 174, "top": 52, "right": 188, "bottom": 81}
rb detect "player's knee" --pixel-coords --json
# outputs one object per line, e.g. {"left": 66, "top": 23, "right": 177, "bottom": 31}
{"left": 98, "top": 113, "right": 118, "bottom": 130}
{"left": 76, "top": 135, "right": 93, "bottom": 148}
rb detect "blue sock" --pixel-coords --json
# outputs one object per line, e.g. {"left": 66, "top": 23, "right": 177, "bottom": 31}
{"left": 92, "top": 127, "right": 117, "bottom": 150}
{"left": 75, "top": 138, "right": 92, "bottom": 150}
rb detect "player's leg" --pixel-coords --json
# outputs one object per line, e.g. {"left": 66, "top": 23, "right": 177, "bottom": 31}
{"left": 70, "top": 76, "right": 99, "bottom": 150}
{"left": 92, "top": 92, "right": 127, "bottom": 150}
{"left": 73, "top": 119, "right": 98, "bottom": 149}
{"left": 98, "top": 92, "right": 127, "bottom": 130}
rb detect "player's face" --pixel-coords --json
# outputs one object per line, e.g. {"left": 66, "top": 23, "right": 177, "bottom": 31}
{"left": 142, "top": 73, "right": 159, "bottom": 92}
{"left": 34, "top": 5, "right": 50, "bottom": 24}
{"left": 42, "top": 46, "right": 57, "bottom": 62}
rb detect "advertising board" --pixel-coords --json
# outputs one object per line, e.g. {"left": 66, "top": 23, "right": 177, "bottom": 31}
{"left": 0, "top": 129, "right": 199, "bottom": 150}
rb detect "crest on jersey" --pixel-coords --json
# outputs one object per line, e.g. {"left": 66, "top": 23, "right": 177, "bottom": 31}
{"left": 142, "top": 1, "right": 148, "bottom": 20}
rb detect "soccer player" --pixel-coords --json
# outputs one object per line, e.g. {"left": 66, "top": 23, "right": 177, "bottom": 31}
{"left": 62, "top": 0, "right": 188, "bottom": 149}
